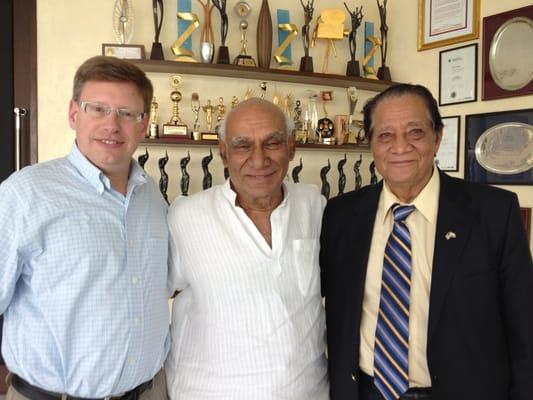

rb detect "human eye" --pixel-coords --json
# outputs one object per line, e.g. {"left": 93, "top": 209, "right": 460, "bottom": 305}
{"left": 408, "top": 127, "right": 426, "bottom": 138}
{"left": 117, "top": 108, "right": 138, "bottom": 121}
{"left": 376, "top": 131, "right": 392, "bottom": 141}
{"left": 264, "top": 138, "right": 283, "bottom": 150}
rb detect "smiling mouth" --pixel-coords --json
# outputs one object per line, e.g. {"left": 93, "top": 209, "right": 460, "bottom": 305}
{"left": 98, "top": 139, "right": 122, "bottom": 145}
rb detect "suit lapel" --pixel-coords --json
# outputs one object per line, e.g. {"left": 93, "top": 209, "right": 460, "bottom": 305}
{"left": 428, "top": 173, "right": 474, "bottom": 341}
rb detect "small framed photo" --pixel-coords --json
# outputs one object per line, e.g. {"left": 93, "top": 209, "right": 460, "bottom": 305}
{"left": 101, "top": 44, "right": 146, "bottom": 60}
{"left": 439, "top": 44, "right": 477, "bottom": 106}
{"left": 436, "top": 116, "right": 460, "bottom": 172}
{"left": 418, "top": 0, "right": 480, "bottom": 51}
{"left": 465, "top": 108, "right": 533, "bottom": 185}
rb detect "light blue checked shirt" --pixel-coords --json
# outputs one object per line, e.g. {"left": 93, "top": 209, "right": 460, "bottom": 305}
{"left": 0, "top": 143, "right": 170, "bottom": 397}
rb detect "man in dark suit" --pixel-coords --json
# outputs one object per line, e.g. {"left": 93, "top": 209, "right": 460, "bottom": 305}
{"left": 320, "top": 83, "right": 533, "bottom": 400}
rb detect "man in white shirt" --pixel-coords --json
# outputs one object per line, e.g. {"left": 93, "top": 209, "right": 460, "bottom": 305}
{"left": 166, "top": 98, "right": 329, "bottom": 399}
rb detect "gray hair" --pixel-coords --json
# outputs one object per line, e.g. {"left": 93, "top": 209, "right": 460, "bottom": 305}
{"left": 218, "top": 97, "right": 294, "bottom": 141}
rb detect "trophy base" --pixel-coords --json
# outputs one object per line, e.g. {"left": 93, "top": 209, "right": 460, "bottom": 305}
{"left": 148, "top": 123, "right": 159, "bottom": 139}
{"left": 192, "top": 131, "right": 202, "bottom": 141}
{"left": 201, "top": 132, "right": 219, "bottom": 141}
{"left": 150, "top": 42, "right": 164, "bottom": 60}
{"left": 346, "top": 60, "right": 360, "bottom": 77}
{"left": 162, "top": 124, "right": 189, "bottom": 137}
{"left": 299, "top": 56, "right": 313, "bottom": 72}
{"left": 377, "top": 66, "right": 392, "bottom": 81}
{"left": 234, "top": 55, "right": 257, "bottom": 67}
{"left": 200, "top": 42, "right": 215, "bottom": 64}
{"left": 217, "top": 46, "right": 230, "bottom": 64}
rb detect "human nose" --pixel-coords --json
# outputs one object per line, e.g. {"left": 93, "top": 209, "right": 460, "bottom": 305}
{"left": 102, "top": 109, "right": 121, "bottom": 131}
{"left": 390, "top": 134, "right": 412, "bottom": 153}
{"left": 248, "top": 145, "right": 269, "bottom": 168}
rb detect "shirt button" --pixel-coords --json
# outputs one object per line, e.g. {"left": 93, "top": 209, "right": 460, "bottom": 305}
{"left": 351, "top": 373, "right": 357, "bottom": 382}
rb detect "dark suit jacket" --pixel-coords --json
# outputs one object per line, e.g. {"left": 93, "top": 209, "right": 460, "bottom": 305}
{"left": 320, "top": 171, "right": 533, "bottom": 400}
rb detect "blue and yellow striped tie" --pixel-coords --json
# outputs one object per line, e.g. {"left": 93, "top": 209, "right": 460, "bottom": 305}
{"left": 374, "top": 204, "right": 415, "bottom": 400}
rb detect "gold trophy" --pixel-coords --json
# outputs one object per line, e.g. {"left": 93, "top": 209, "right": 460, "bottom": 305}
{"left": 163, "top": 75, "right": 189, "bottom": 138}
{"left": 148, "top": 96, "right": 159, "bottom": 139}
{"left": 317, "top": 90, "right": 335, "bottom": 145}
{"left": 201, "top": 100, "right": 217, "bottom": 140}
{"left": 311, "top": 9, "right": 345, "bottom": 73}
{"left": 215, "top": 97, "right": 226, "bottom": 133}
{"left": 233, "top": 1, "right": 257, "bottom": 66}
{"left": 191, "top": 93, "right": 201, "bottom": 141}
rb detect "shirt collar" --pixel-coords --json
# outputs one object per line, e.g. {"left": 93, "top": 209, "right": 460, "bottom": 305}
{"left": 380, "top": 166, "right": 440, "bottom": 224}
{"left": 67, "top": 142, "right": 147, "bottom": 195}
{"left": 221, "top": 178, "right": 291, "bottom": 209}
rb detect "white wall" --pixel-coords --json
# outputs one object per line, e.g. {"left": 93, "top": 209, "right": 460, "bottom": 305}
{"left": 37, "top": 1, "right": 532, "bottom": 216}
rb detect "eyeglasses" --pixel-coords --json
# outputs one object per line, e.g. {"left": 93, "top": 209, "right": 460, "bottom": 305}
{"left": 78, "top": 101, "right": 145, "bottom": 123}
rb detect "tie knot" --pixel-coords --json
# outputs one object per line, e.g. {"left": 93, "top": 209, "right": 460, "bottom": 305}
{"left": 392, "top": 204, "right": 415, "bottom": 222}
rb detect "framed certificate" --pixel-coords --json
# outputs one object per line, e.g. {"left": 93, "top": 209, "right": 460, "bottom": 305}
{"left": 439, "top": 44, "right": 477, "bottom": 106}
{"left": 418, "top": 0, "right": 480, "bottom": 51}
{"left": 436, "top": 116, "right": 460, "bottom": 172}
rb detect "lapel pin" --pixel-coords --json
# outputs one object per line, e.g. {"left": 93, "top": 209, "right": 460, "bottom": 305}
{"left": 445, "top": 231, "right": 456, "bottom": 240}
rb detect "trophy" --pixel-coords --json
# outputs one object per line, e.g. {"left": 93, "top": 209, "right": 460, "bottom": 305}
{"left": 273, "top": 10, "right": 298, "bottom": 66}
{"left": 292, "top": 157, "right": 303, "bottom": 183}
{"left": 138, "top": 148, "right": 149, "bottom": 170}
{"left": 313, "top": 9, "right": 345, "bottom": 73}
{"left": 337, "top": 153, "right": 347, "bottom": 196}
{"left": 216, "top": 97, "right": 227, "bottom": 133}
{"left": 148, "top": 97, "right": 159, "bottom": 139}
{"left": 344, "top": 2, "right": 363, "bottom": 77}
{"left": 299, "top": 0, "right": 314, "bottom": 72}
{"left": 317, "top": 91, "right": 335, "bottom": 145}
{"left": 231, "top": 96, "right": 239, "bottom": 109}
{"left": 212, "top": 0, "right": 230, "bottom": 64}
{"left": 305, "top": 90, "right": 319, "bottom": 143}
{"left": 354, "top": 154, "right": 362, "bottom": 190}
{"left": 320, "top": 159, "right": 331, "bottom": 199}
{"left": 158, "top": 152, "right": 169, "bottom": 204}
{"left": 233, "top": 1, "right": 256, "bottom": 66}
{"left": 197, "top": 0, "right": 215, "bottom": 63}
{"left": 334, "top": 114, "right": 348, "bottom": 145}
{"left": 191, "top": 93, "right": 201, "bottom": 141}
{"left": 172, "top": 11, "right": 200, "bottom": 62}
{"left": 202, "top": 148, "right": 214, "bottom": 190}
{"left": 163, "top": 75, "right": 189, "bottom": 138}
{"left": 201, "top": 100, "right": 218, "bottom": 140}
{"left": 293, "top": 100, "right": 307, "bottom": 144}
{"left": 369, "top": 160, "right": 378, "bottom": 185}
{"left": 180, "top": 152, "right": 191, "bottom": 196}
{"left": 346, "top": 86, "right": 359, "bottom": 144}
{"left": 102, "top": 0, "right": 145, "bottom": 59}
{"left": 150, "top": 0, "right": 164, "bottom": 60}
{"left": 376, "top": 0, "right": 391, "bottom": 81}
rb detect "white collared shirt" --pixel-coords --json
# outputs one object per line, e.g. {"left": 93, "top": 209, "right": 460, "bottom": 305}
{"left": 166, "top": 180, "right": 329, "bottom": 399}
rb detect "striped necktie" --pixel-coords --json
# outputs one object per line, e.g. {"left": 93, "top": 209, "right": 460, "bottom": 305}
{"left": 374, "top": 204, "right": 416, "bottom": 400}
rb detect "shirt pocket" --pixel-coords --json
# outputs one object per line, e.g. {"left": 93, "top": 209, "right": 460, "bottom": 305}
{"left": 292, "top": 239, "right": 319, "bottom": 297}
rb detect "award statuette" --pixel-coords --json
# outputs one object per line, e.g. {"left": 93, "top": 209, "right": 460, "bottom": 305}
{"left": 159, "top": 152, "right": 169, "bottom": 204}
{"left": 354, "top": 154, "right": 362, "bottom": 190}
{"left": 197, "top": 0, "right": 215, "bottom": 63}
{"left": 337, "top": 153, "right": 347, "bottom": 196}
{"left": 292, "top": 157, "right": 303, "bottom": 183}
{"left": 212, "top": 0, "right": 230, "bottom": 64}
{"left": 344, "top": 3, "right": 363, "bottom": 77}
{"left": 138, "top": 148, "right": 149, "bottom": 170}
{"left": 346, "top": 86, "right": 359, "bottom": 144}
{"left": 299, "top": 0, "right": 315, "bottom": 72}
{"left": 293, "top": 100, "right": 307, "bottom": 144}
{"left": 191, "top": 93, "right": 202, "bottom": 141}
{"left": 317, "top": 90, "right": 335, "bottom": 145}
{"left": 313, "top": 9, "right": 345, "bottom": 73}
{"left": 215, "top": 97, "right": 226, "bottom": 133}
{"left": 334, "top": 114, "right": 348, "bottom": 145}
{"left": 163, "top": 75, "right": 189, "bottom": 138}
{"left": 201, "top": 100, "right": 218, "bottom": 140}
{"left": 320, "top": 159, "right": 331, "bottom": 199}
{"left": 180, "top": 151, "right": 191, "bottom": 196}
{"left": 233, "top": 1, "right": 256, "bottom": 66}
{"left": 102, "top": 0, "right": 145, "bottom": 59}
{"left": 376, "top": 0, "right": 391, "bottom": 81}
{"left": 202, "top": 148, "right": 214, "bottom": 190}
{"left": 369, "top": 160, "right": 378, "bottom": 185}
{"left": 148, "top": 97, "right": 159, "bottom": 139}
{"left": 305, "top": 90, "right": 319, "bottom": 143}
{"left": 150, "top": 0, "right": 164, "bottom": 60}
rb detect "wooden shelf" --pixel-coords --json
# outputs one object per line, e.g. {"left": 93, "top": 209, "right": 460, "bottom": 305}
{"left": 140, "top": 137, "right": 370, "bottom": 152}
{"left": 133, "top": 59, "right": 396, "bottom": 91}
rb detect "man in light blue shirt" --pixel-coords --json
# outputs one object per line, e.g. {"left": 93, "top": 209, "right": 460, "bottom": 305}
{"left": 0, "top": 56, "right": 170, "bottom": 399}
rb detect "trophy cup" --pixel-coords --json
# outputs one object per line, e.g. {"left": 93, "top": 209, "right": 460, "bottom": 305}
{"left": 148, "top": 97, "right": 159, "bottom": 139}
{"left": 369, "top": 160, "right": 378, "bottom": 185}
{"left": 191, "top": 93, "right": 201, "bottom": 141}
{"left": 320, "top": 159, "right": 331, "bottom": 199}
{"left": 299, "top": 0, "right": 314, "bottom": 72}
{"left": 212, "top": 0, "right": 230, "bottom": 64}
{"left": 163, "top": 75, "right": 189, "bottom": 138}
{"left": 201, "top": 100, "right": 218, "bottom": 140}
{"left": 197, "top": 0, "right": 215, "bottom": 63}
{"left": 138, "top": 148, "right": 149, "bottom": 170}
{"left": 202, "top": 148, "right": 214, "bottom": 190}
{"left": 233, "top": 1, "right": 257, "bottom": 66}
{"left": 150, "top": 0, "right": 164, "bottom": 60}
{"left": 158, "top": 152, "right": 169, "bottom": 204}
{"left": 317, "top": 91, "right": 335, "bottom": 145}
{"left": 180, "top": 152, "right": 191, "bottom": 196}
{"left": 292, "top": 157, "right": 303, "bottom": 183}
{"left": 344, "top": 3, "right": 363, "bottom": 76}
{"left": 354, "top": 154, "right": 362, "bottom": 190}
{"left": 337, "top": 153, "right": 347, "bottom": 195}
{"left": 102, "top": 0, "right": 145, "bottom": 59}
{"left": 376, "top": 0, "right": 391, "bottom": 81}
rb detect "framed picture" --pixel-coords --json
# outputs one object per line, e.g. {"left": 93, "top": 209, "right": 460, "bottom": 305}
{"left": 436, "top": 116, "right": 460, "bottom": 171}
{"left": 418, "top": 0, "right": 480, "bottom": 51}
{"left": 465, "top": 108, "right": 533, "bottom": 185}
{"left": 439, "top": 44, "right": 477, "bottom": 106}
{"left": 482, "top": 5, "right": 533, "bottom": 100}
{"left": 101, "top": 43, "right": 146, "bottom": 60}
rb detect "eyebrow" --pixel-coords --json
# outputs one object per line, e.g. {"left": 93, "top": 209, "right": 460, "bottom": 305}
{"left": 229, "top": 131, "right": 287, "bottom": 146}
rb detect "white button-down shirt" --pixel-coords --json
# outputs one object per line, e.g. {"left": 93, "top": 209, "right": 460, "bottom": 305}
{"left": 166, "top": 180, "right": 328, "bottom": 399}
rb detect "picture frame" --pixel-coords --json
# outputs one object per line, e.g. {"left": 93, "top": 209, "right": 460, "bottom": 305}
{"left": 101, "top": 43, "right": 146, "bottom": 60}
{"left": 465, "top": 108, "right": 533, "bottom": 185}
{"left": 439, "top": 44, "right": 477, "bottom": 106}
{"left": 418, "top": 0, "right": 480, "bottom": 51}
{"left": 482, "top": 5, "right": 533, "bottom": 100}
{"left": 436, "top": 116, "right": 460, "bottom": 172}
